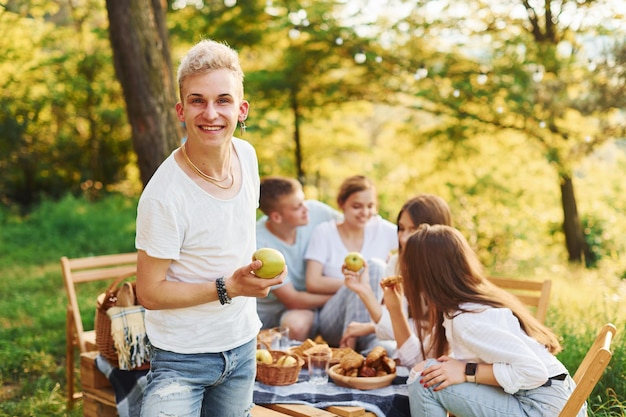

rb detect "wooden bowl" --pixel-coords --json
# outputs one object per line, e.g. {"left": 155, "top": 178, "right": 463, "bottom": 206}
{"left": 327, "top": 364, "right": 396, "bottom": 390}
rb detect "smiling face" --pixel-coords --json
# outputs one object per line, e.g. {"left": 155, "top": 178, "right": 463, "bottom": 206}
{"left": 340, "top": 188, "right": 377, "bottom": 228}
{"left": 176, "top": 69, "right": 249, "bottom": 147}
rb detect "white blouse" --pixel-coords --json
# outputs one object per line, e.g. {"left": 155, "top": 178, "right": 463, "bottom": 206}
{"left": 444, "top": 303, "right": 568, "bottom": 394}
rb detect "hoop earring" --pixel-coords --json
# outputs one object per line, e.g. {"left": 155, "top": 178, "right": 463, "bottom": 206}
{"left": 239, "top": 120, "right": 247, "bottom": 136}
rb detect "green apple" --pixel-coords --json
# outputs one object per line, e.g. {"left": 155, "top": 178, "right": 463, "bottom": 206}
{"left": 252, "top": 248, "right": 286, "bottom": 279}
{"left": 256, "top": 348, "right": 273, "bottom": 364}
{"left": 344, "top": 252, "right": 365, "bottom": 272}
{"left": 275, "top": 355, "right": 297, "bottom": 367}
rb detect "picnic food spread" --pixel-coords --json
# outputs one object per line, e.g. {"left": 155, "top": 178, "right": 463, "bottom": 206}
{"left": 289, "top": 338, "right": 396, "bottom": 378}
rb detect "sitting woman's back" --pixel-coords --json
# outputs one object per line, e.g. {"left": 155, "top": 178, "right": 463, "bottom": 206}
{"left": 402, "top": 224, "right": 582, "bottom": 417}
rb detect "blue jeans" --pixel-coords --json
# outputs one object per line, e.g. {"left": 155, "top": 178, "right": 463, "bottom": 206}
{"left": 317, "top": 258, "right": 386, "bottom": 352}
{"left": 140, "top": 338, "right": 256, "bottom": 417}
{"left": 408, "top": 359, "right": 586, "bottom": 417}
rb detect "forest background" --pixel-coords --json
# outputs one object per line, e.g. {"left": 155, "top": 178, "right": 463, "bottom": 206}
{"left": 0, "top": 0, "right": 625, "bottom": 415}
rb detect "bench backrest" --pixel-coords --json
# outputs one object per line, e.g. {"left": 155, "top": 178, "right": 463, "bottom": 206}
{"left": 488, "top": 277, "right": 552, "bottom": 323}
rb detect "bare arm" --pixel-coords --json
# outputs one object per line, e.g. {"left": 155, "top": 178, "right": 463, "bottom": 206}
{"left": 272, "top": 282, "right": 331, "bottom": 309}
{"left": 305, "top": 259, "right": 343, "bottom": 294}
{"left": 136, "top": 249, "right": 285, "bottom": 310}
{"left": 384, "top": 285, "right": 413, "bottom": 348}
{"left": 421, "top": 356, "right": 498, "bottom": 391}
{"left": 343, "top": 261, "right": 383, "bottom": 323}
{"left": 340, "top": 321, "right": 376, "bottom": 345}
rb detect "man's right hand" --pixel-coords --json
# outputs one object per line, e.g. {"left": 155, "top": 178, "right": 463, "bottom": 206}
{"left": 224, "top": 261, "right": 286, "bottom": 299}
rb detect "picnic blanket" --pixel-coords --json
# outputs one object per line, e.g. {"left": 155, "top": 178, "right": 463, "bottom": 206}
{"left": 253, "top": 369, "right": 411, "bottom": 417}
{"left": 95, "top": 354, "right": 148, "bottom": 417}
{"left": 96, "top": 354, "right": 410, "bottom": 417}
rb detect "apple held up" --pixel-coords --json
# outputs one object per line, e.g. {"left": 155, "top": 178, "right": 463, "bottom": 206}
{"left": 344, "top": 252, "right": 365, "bottom": 272}
{"left": 252, "top": 248, "right": 286, "bottom": 279}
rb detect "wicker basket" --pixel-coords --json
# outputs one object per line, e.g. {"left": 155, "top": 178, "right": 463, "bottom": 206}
{"left": 256, "top": 350, "right": 304, "bottom": 386}
{"left": 95, "top": 271, "right": 149, "bottom": 370}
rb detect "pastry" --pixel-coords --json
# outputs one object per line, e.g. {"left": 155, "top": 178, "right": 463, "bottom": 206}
{"left": 340, "top": 350, "right": 365, "bottom": 372}
{"left": 331, "top": 347, "right": 355, "bottom": 362}
{"left": 290, "top": 338, "right": 316, "bottom": 357}
{"left": 365, "top": 346, "right": 387, "bottom": 368}
{"left": 358, "top": 365, "right": 377, "bottom": 377}
{"left": 381, "top": 356, "right": 397, "bottom": 374}
{"left": 303, "top": 343, "right": 331, "bottom": 358}
{"left": 380, "top": 275, "right": 403, "bottom": 289}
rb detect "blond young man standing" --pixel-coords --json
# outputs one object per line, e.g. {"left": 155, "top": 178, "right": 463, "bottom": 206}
{"left": 256, "top": 176, "right": 341, "bottom": 341}
{"left": 136, "top": 40, "right": 284, "bottom": 417}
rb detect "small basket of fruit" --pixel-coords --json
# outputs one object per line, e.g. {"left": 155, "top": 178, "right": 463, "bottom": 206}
{"left": 256, "top": 344, "right": 304, "bottom": 386}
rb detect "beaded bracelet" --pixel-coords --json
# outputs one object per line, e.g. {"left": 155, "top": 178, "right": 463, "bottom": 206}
{"left": 216, "top": 276, "right": 232, "bottom": 305}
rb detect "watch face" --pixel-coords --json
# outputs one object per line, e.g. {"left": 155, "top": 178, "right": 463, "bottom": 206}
{"left": 465, "top": 362, "right": 477, "bottom": 376}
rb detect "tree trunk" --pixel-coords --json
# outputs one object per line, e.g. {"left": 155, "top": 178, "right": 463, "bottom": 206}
{"left": 290, "top": 88, "right": 305, "bottom": 185}
{"left": 105, "top": 0, "right": 181, "bottom": 187}
{"left": 560, "top": 173, "right": 593, "bottom": 264}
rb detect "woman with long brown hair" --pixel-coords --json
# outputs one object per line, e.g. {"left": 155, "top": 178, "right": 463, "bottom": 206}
{"left": 341, "top": 194, "right": 452, "bottom": 366}
{"left": 402, "top": 225, "right": 582, "bottom": 417}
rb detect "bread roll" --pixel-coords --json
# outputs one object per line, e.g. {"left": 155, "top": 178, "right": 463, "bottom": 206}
{"left": 365, "top": 346, "right": 387, "bottom": 368}
{"left": 380, "top": 275, "right": 403, "bottom": 289}
{"left": 340, "top": 351, "right": 365, "bottom": 371}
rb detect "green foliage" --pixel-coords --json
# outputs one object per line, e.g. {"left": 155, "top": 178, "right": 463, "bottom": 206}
{"left": 0, "top": 194, "right": 137, "bottom": 267}
{"left": 0, "top": 4, "right": 131, "bottom": 208}
{"left": 0, "top": 194, "right": 136, "bottom": 415}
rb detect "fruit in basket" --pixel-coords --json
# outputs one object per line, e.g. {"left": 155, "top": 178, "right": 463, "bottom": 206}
{"left": 344, "top": 252, "right": 365, "bottom": 272}
{"left": 252, "top": 248, "right": 286, "bottom": 279}
{"left": 256, "top": 348, "right": 273, "bottom": 364}
{"left": 275, "top": 355, "right": 297, "bottom": 366}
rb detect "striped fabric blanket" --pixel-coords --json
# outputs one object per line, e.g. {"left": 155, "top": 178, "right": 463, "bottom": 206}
{"left": 96, "top": 357, "right": 410, "bottom": 417}
{"left": 253, "top": 369, "right": 411, "bottom": 417}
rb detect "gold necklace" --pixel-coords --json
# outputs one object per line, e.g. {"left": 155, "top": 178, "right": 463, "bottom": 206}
{"left": 181, "top": 142, "right": 234, "bottom": 189}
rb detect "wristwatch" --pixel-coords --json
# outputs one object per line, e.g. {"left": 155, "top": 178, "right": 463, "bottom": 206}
{"left": 465, "top": 362, "right": 477, "bottom": 383}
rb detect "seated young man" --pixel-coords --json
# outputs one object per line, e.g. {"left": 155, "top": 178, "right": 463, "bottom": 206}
{"left": 256, "top": 176, "right": 341, "bottom": 341}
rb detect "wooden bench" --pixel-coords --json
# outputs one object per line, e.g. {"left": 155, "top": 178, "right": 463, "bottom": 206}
{"left": 62, "top": 252, "right": 137, "bottom": 410}
{"left": 80, "top": 351, "right": 373, "bottom": 417}
{"left": 488, "top": 277, "right": 552, "bottom": 323}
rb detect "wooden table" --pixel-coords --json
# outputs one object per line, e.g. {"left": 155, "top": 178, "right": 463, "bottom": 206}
{"left": 252, "top": 404, "right": 374, "bottom": 417}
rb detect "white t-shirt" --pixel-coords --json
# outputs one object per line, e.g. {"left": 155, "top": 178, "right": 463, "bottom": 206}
{"left": 135, "top": 138, "right": 260, "bottom": 353}
{"left": 305, "top": 215, "right": 398, "bottom": 279}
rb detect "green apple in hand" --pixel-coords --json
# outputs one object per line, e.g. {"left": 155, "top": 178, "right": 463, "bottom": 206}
{"left": 256, "top": 348, "right": 273, "bottom": 364}
{"left": 344, "top": 252, "right": 365, "bottom": 272}
{"left": 252, "top": 248, "right": 286, "bottom": 279}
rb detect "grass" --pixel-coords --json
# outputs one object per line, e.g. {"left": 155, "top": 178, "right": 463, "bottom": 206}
{"left": 0, "top": 193, "right": 624, "bottom": 416}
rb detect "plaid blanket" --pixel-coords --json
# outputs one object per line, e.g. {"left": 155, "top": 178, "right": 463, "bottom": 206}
{"left": 253, "top": 369, "right": 411, "bottom": 417}
{"left": 106, "top": 305, "right": 150, "bottom": 370}
{"left": 96, "top": 357, "right": 410, "bottom": 417}
{"left": 95, "top": 354, "right": 147, "bottom": 417}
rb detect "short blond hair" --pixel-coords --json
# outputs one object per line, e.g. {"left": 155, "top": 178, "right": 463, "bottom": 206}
{"left": 177, "top": 39, "right": 244, "bottom": 100}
